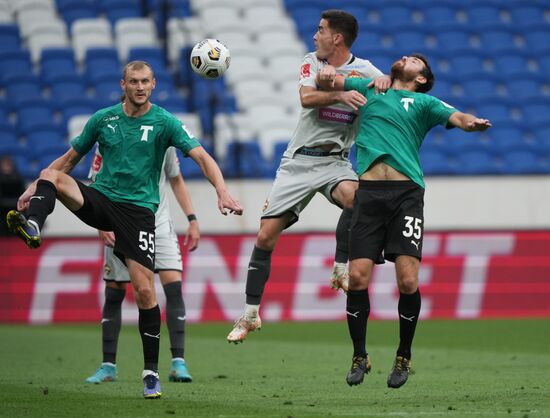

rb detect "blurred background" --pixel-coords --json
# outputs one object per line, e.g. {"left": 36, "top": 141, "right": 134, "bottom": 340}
{"left": 1, "top": 0, "right": 549, "bottom": 324}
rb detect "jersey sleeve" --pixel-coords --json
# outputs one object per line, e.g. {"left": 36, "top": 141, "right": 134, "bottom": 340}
{"left": 298, "top": 53, "right": 318, "bottom": 89}
{"left": 163, "top": 147, "right": 180, "bottom": 179}
{"left": 425, "top": 96, "right": 458, "bottom": 128}
{"left": 166, "top": 114, "right": 201, "bottom": 155}
{"left": 344, "top": 77, "right": 373, "bottom": 96}
{"left": 362, "top": 61, "right": 384, "bottom": 79}
{"left": 70, "top": 113, "right": 99, "bottom": 156}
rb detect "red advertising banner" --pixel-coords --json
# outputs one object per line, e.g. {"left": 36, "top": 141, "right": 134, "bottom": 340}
{"left": 1, "top": 232, "right": 549, "bottom": 323}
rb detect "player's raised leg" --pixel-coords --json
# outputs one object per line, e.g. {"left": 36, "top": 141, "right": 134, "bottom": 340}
{"left": 227, "top": 215, "right": 291, "bottom": 343}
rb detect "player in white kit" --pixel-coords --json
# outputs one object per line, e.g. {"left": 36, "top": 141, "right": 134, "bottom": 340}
{"left": 227, "top": 9, "right": 391, "bottom": 343}
{"left": 86, "top": 146, "right": 200, "bottom": 383}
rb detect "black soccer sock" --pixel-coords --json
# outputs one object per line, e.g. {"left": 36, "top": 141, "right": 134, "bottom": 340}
{"left": 335, "top": 208, "right": 353, "bottom": 263}
{"left": 346, "top": 289, "right": 370, "bottom": 358}
{"left": 27, "top": 179, "right": 57, "bottom": 229}
{"left": 245, "top": 245, "right": 272, "bottom": 305}
{"left": 397, "top": 289, "right": 421, "bottom": 359}
{"left": 101, "top": 286, "right": 126, "bottom": 364}
{"left": 163, "top": 281, "right": 185, "bottom": 359}
{"left": 138, "top": 305, "right": 161, "bottom": 372}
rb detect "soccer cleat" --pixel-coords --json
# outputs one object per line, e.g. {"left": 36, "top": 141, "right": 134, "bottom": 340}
{"left": 346, "top": 354, "right": 372, "bottom": 386}
{"left": 387, "top": 356, "right": 411, "bottom": 389}
{"left": 330, "top": 262, "right": 349, "bottom": 293}
{"left": 168, "top": 358, "right": 192, "bottom": 382}
{"left": 142, "top": 371, "right": 162, "bottom": 399}
{"left": 226, "top": 314, "right": 261, "bottom": 344}
{"left": 6, "top": 210, "right": 41, "bottom": 249}
{"left": 85, "top": 363, "right": 117, "bottom": 384}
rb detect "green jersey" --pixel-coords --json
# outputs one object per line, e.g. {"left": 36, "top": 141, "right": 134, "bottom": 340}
{"left": 71, "top": 103, "right": 200, "bottom": 212}
{"left": 345, "top": 78, "right": 457, "bottom": 188}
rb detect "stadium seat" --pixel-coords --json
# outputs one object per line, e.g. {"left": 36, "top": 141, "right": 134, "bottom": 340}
{"left": 4, "top": 73, "right": 43, "bottom": 111}
{"left": 127, "top": 46, "right": 167, "bottom": 70}
{"left": 461, "top": 75, "right": 501, "bottom": 100}
{"left": 455, "top": 150, "right": 499, "bottom": 175}
{"left": 492, "top": 52, "right": 537, "bottom": 78}
{"left": 85, "top": 48, "right": 121, "bottom": 80}
{"left": 390, "top": 29, "right": 431, "bottom": 56}
{"left": 509, "top": 4, "right": 547, "bottom": 27}
{"left": 67, "top": 114, "right": 91, "bottom": 139}
{"left": 40, "top": 48, "right": 78, "bottom": 82}
{"left": 59, "top": 97, "right": 98, "bottom": 126}
{"left": 520, "top": 101, "right": 550, "bottom": 127}
{"left": 421, "top": 6, "right": 462, "bottom": 29}
{"left": 435, "top": 29, "right": 473, "bottom": 54}
{"left": 500, "top": 148, "right": 546, "bottom": 175}
{"left": 377, "top": 4, "right": 417, "bottom": 29}
{"left": 522, "top": 27, "right": 550, "bottom": 55}
{"left": 115, "top": 18, "right": 159, "bottom": 61}
{"left": 72, "top": 19, "right": 114, "bottom": 63}
{"left": 26, "top": 127, "right": 67, "bottom": 156}
{"left": 58, "top": 1, "right": 98, "bottom": 28}
{"left": 0, "top": 24, "right": 20, "bottom": 52}
{"left": 421, "top": 150, "right": 455, "bottom": 175}
{"left": 506, "top": 76, "right": 547, "bottom": 101}
{"left": 0, "top": 50, "right": 33, "bottom": 86}
{"left": 465, "top": 5, "right": 506, "bottom": 27}
{"left": 16, "top": 98, "right": 60, "bottom": 136}
{"left": 47, "top": 73, "right": 88, "bottom": 105}
{"left": 478, "top": 29, "right": 520, "bottom": 53}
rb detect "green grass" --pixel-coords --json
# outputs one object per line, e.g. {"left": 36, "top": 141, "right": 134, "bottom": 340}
{"left": 1, "top": 320, "right": 549, "bottom": 417}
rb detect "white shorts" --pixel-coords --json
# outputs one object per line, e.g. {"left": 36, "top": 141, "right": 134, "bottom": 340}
{"left": 103, "top": 219, "right": 182, "bottom": 282}
{"left": 261, "top": 154, "right": 357, "bottom": 228}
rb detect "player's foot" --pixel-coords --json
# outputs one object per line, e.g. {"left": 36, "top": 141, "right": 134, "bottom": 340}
{"left": 330, "top": 262, "right": 349, "bottom": 293}
{"left": 85, "top": 363, "right": 117, "bottom": 384}
{"left": 387, "top": 356, "right": 411, "bottom": 389}
{"left": 227, "top": 314, "right": 261, "bottom": 344}
{"left": 142, "top": 371, "right": 162, "bottom": 399}
{"left": 6, "top": 210, "right": 41, "bottom": 249}
{"left": 168, "top": 358, "right": 192, "bottom": 382}
{"left": 346, "top": 354, "right": 372, "bottom": 386}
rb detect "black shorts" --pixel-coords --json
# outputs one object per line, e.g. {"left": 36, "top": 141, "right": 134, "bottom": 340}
{"left": 349, "top": 180, "right": 425, "bottom": 263}
{"left": 73, "top": 181, "right": 156, "bottom": 271}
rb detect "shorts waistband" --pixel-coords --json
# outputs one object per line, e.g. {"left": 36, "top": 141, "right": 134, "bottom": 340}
{"left": 359, "top": 180, "right": 418, "bottom": 190}
{"left": 295, "top": 146, "right": 349, "bottom": 158}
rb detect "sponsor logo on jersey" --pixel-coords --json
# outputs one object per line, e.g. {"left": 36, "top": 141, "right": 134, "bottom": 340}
{"left": 300, "top": 63, "right": 311, "bottom": 78}
{"left": 318, "top": 108, "right": 357, "bottom": 124}
{"left": 103, "top": 115, "right": 119, "bottom": 122}
{"left": 346, "top": 70, "right": 364, "bottom": 78}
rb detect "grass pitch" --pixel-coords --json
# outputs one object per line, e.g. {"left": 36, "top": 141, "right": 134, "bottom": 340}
{"left": 1, "top": 319, "right": 549, "bottom": 417}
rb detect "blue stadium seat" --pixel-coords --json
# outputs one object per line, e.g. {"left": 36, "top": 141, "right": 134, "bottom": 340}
{"left": 501, "top": 148, "right": 547, "bottom": 174}
{"left": 47, "top": 74, "right": 88, "bottom": 106}
{"left": 367, "top": 53, "right": 394, "bottom": 74}
{"left": 58, "top": 0, "right": 98, "bottom": 28}
{"left": 377, "top": 4, "right": 417, "bottom": 29}
{"left": 0, "top": 24, "right": 21, "bottom": 53}
{"left": 492, "top": 52, "right": 536, "bottom": 78}
{"left": 13, "top": 155, "right": 41, "bottom": 180}
{"left": 475, "top": 103, "right": 513, "bottom": 125}
{"left": 455, "top": 150, "right": 499, "bottom": 175}
{"left": 434, "top": 29, "right": 473, "bottom": 54}
{"left": 128, "top": 46, "right": 167, "bottom": 71}
{"left": 509, "top": 4, "right": 547, "bottom": 27}
{"left": 59, "top": 97, "right": 98, "bottom": 127}
{"left": 0, "top": 50, "right": 33, "bottom": 86}
{"left": 520, "top": 100, "right": 550, "bottom": 127}
{"left": 93, "top": 73, "right": 123, "bottom": 107}
{"left": 461, "top": 75, "right": 501, "bottom": 100}
{"left": 4, "top": 74, "right": 43, "bottom": 111}
{"left": 465, "top": 5, "right": 506, "bottom": 27}
{"left": 479, "top": 29, "right": 520, "bottom": 53}
{"left": 101, "top": 0, "right": 143, "bottom": 25}
{"left": 16, "top": 98, "right": 60, "bottom": 136}
{"left": 85, "top": 48, "right": 121, "bottom": 81}
{"left": 421, "top": 6, "right": 462, "bottom": 29}
{"left": 522, "top": 27, "right": 550, "bottom": 55}
{"left": 420, "top": 150, "right": 455, "bottom": 175}
{"left": 27, "top": 128, "right": 67, "bottom": 156}
{"left": 154, "top": 95, "right": 189, "bottom": 113}
{"left": 0, "top": 125, "right": 23, "bottom": 156}
{"left": 506, "top": 75, "right": 547, "bottom": 101}
{"left": 391, "top": 29, "right": 431, "bottom": 56}
{"left": 41, "top": 48, "right": 78, "bottom": 82}
{"left": 446, "top": 53, "right": 489, "bottom": 78}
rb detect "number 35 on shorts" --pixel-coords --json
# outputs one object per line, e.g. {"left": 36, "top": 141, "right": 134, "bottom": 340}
{"left": 138, "top": 230, "right": 155, "bottom": 255}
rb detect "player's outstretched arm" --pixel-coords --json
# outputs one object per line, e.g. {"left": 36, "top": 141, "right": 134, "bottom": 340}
{"left": 169, "top": 173, "right": 200, "bottom": 251}
{"left": 17, "top": 147, "right": 83, "bottom": 211}
{"left": 449, "top": 112, "right": 492, "bottom": 132}
{"left": 188, "top": 146, "right": 243, "bottom": 216}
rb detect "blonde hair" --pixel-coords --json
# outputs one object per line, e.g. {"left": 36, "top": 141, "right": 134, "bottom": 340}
{"left": 121, "top": 60, "right": 154, "bottom": 80}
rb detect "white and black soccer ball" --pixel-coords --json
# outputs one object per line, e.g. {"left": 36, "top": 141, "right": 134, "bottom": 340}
{"left": 189, "top": 39, "right": 231, "bottom": 79}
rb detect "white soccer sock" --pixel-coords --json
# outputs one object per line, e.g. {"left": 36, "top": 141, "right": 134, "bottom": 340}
{"left": 245, "top": 304, "right": 259, "bottom": 318}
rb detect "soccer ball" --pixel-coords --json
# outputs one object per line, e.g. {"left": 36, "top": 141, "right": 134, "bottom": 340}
{"left": 189, "top": 39, "right": 231, "bottom": 79}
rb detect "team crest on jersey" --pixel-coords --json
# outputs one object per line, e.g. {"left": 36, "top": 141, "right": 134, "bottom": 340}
{"left": 346, "top": 70, "right": 364, "bottom": 78}
{"left": 262, "top": 199, "right": 269, "bottom": 213}
{"left": 104, "top": 264, "right": 111, "bottom": 275}
{"left": 300, "top": 63, "right": 311, "bottom": 78}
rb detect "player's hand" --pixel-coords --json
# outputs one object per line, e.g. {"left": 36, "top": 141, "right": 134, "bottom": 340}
{"left": 368, "top": 75, "right": 392, "bottom": 94}
{"left": 339, "top": 90, "right": 367, "bottom": 111}
{"left": 17, "top": 182, "right": 38, "bottom": 211}
{"left": 184, "top": 221, "right": 200, "bottom": 251}
{"left": 218, "top": 190, "right": 243, "bottom": 216}
{"left": 98, "top": 230, "right": 116, "bottom": 247}
{"left": 318, "top": 65, "right": 337, "bottom": 86}
{"left": 468, "top": 118, "right": 492, "bottom": 131}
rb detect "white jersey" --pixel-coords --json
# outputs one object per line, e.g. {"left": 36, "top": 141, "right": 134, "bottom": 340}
{"left": 89, "top": 147, "right": 180, "bottom": 228}
{"left": 284, "top": 52, "right": 383, "bottom": 158}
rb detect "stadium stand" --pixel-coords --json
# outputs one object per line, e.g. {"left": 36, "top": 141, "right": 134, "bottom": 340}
{"left": 0, "top": 0, "right": 549, "bottom": 179}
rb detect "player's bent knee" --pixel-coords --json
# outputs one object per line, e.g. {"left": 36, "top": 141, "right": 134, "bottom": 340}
{"left": 133, "top": 285, "right": 156, "bottom": 307}
{"left": 397, "top": 276, "right": 418, "bottom": 294}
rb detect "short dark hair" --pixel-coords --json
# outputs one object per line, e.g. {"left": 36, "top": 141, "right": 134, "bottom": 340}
{"left": 122, "top": 60, "right": 154, "bottom": 80}
{"left": 411, "top": 53, "right": 435, "bottom": 93}
{"left": 321, "top": 9, "right": 358, "bottom": 48}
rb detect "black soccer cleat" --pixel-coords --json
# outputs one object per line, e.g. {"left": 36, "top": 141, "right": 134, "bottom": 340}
{"left": 387, "top": 356, "right": 411, "bottom": 389}
{"left": 6, "top": 210, "right": 41, "bottom": 249}
{"left": 346, "top": 354, "right": 372, "bottom": 386}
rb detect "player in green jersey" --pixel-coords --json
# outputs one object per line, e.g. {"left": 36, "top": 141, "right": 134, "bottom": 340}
{"left": 317, "top": 54, "right": 491, "bottom": 389}
{"left": 7, "top": 61, "right": 243, "bottom": 399}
